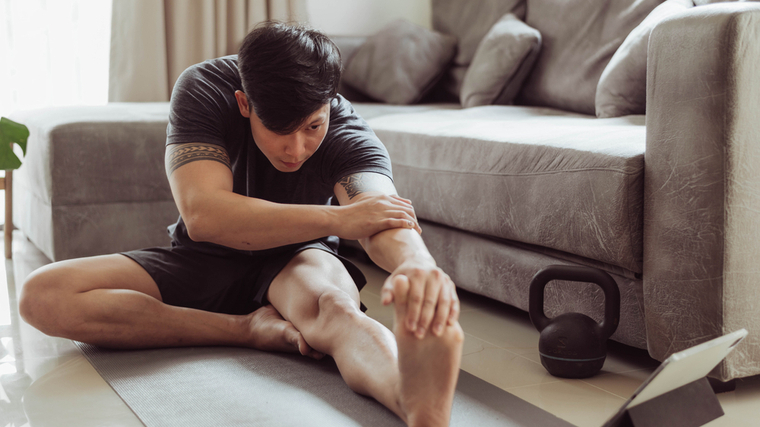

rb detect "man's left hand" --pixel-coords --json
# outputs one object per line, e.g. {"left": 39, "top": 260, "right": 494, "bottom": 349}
{"left": 381, "top": 258, "right": 460, "bottom": 339}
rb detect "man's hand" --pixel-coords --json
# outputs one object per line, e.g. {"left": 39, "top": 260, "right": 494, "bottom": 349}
{"left": 333, "top": 171, "right": 458, "bottom": 339}
{"left": 381, "top": 257, "right": 460, "bottom": 339}
{"left": 333, "top": 193, "right": 422, "bottom": 241}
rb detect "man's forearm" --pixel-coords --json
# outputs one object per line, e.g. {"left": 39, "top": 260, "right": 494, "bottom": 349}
{"left": 187, "top": 190, "right": 338, "bottom": 251}
{"left": 360, "top": 228, "right": 435, "bottom": 273}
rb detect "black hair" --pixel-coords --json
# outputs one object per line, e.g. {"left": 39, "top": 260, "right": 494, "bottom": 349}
{"left": 237, "top": 22, "right": 342, "bottom": 135}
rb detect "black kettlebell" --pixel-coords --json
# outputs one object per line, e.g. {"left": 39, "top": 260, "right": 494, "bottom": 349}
{"left": 529, "top": 265, "right": 620, "bottom": 379}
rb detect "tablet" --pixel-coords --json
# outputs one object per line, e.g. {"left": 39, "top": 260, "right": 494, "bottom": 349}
{"left": 602, "top": 329, "right": 747, "bottom": 426}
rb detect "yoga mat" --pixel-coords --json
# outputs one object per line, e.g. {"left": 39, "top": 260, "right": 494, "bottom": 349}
{"left": 75, "top": 342, "right": 574, "bottom": 427}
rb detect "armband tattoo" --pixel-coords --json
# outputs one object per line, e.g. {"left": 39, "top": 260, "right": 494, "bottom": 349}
{"left": 166, "top": 143, "right": 231, "bottom": 175}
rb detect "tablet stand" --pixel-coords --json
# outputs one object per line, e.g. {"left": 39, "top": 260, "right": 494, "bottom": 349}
{"left": 604, "top": 377, "right": 724, "bottom": 427}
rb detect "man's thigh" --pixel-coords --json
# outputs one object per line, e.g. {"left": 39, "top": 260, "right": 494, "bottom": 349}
{"left": 266, "top": 248, "right": 362, "bottom": 326}
{"left": 24, "top": 254, "right": 162, "bottom": 300}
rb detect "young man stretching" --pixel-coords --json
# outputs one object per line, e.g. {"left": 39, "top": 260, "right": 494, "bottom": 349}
{"left": 19, "top": 22, "right": 463, "bottom": 426}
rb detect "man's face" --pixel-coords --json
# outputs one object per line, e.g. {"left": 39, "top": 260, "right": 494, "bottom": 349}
{"left": 235, "top": 90, "right": 330, "bottom": 172}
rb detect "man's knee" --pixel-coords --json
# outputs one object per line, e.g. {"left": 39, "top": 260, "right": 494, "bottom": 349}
{"left": 316, "top": 290, "right": 362, "bottom": 323}
{"left": 19, "top": 265, "right": 68, "bottom": 334}
{"left": 298, "top": 290, "right": 363, "bottom": 351}
{"left": 269, "top": 249, "right": 363, "bottom": 332}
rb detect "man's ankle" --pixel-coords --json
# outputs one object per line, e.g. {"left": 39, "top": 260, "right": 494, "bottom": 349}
{"left": 231, "top": 313, "right": 256, "bottom": 347}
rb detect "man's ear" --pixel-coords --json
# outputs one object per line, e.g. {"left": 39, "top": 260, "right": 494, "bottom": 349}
{"left": 235, "top": 90, "right": 251, "bottom": 118}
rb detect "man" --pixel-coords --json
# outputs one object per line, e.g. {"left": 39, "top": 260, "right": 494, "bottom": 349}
{"left": 19, "top": 22, "right": 463, "bottom": 426}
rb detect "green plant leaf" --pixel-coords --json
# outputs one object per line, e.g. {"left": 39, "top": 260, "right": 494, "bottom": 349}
{"left": 0, "top": 117, "right": 30, "bottom": 170}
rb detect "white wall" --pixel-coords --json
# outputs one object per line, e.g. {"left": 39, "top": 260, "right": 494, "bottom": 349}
{"left": 305, "top": 0, "right": 432, "bottom": 36}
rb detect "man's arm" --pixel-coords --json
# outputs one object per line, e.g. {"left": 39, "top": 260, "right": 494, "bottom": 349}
{"left": 334, "top": 172, "right": 460, "bottom": 339}
{"left": 165, "top": 143, "right": 418, "bottom": 251}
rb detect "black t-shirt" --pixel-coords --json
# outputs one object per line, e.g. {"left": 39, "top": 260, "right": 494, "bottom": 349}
{"left": 165, "top": 55, "right": 393, "bottom": 256}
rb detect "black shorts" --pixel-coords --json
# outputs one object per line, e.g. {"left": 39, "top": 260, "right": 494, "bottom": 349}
{"left": 121, "top": 240, "right": 367, "bottom": 315}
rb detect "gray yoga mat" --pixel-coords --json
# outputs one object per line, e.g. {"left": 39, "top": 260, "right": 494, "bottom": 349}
{"left": 75, "top": 342, "right": 574, "bottom": 427}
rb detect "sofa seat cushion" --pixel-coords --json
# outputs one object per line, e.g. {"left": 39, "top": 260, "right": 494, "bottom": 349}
{"left": 366, "top": 106, "right": 645, "bottom": 274}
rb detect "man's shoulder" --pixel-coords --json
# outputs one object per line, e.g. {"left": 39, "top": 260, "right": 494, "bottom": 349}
{"left": 173, "top": 55, "right": 240, "bottom": 99}
{"left": 168, "top": 56, "right": 246, "bottom": 147}
{"left": 171, "top": 56, "right": 243, "bottom": 116}
{"left": 196, "top": 55, "right": 239, "bottom": 72}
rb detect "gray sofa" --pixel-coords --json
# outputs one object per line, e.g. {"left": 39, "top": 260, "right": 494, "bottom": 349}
{"left": 11, "top": 0, "right": 760, "bottom": 381}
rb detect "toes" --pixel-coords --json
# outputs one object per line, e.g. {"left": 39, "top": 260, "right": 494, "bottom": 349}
{"left": 296, "top": 333, "right": 323, "bottom": 359}
{"left": 280, "top": 322, "right": 305, "bottom": 352}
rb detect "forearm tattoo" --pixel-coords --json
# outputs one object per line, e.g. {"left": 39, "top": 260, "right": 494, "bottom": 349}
{"left": 338, "top": 173, "right": 389, "bottom": 200}
{"left": 166, "top": 143, "right": 231, "bottom": 175}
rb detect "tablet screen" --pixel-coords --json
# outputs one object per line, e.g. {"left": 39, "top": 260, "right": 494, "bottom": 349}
{"left": 628, "top": 329, "right": 747, "bottom": 408}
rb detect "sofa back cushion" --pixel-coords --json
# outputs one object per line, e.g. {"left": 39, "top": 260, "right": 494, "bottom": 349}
{"left": 432, "top": 0, "right": 527, "bottom": 101}
{"left": 342, "top": 20, "right": 457, "bottom": 105}
{"left": 460, "top": 14, "right": 542, "bottom": 107}
{"left": 517, "top": 0, "right": 664, "bottom": 115}
{"left": 595, "top": 0, "right": 693, "bottom": 118}
{"left": 432, "top": 0, "right": 527, "bottom": 66}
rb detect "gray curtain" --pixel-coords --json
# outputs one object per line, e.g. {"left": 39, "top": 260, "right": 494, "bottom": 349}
{"left": 109, "top": 0, "right": 308, "bottom": 102}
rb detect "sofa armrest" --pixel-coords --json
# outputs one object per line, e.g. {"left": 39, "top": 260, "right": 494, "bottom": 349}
{"left": 643, "top": 3, "right": 760, "bottom": 380}
{"left": 9, "top": 103, "right": 179, "bottom": 261}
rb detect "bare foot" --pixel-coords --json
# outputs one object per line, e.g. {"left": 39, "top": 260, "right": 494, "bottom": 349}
{"left": 243, "top": 305, "right": 323, "bottom": 359}
{"left": 394, "top": 301, "right": 464, "bottom": 427}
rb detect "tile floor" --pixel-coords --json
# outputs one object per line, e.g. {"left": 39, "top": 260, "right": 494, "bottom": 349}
{"left": 1, "top": 231, "right": 759, "bottom": 426}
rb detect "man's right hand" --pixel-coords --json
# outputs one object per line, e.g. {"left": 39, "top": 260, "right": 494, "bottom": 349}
{"left": 333, "top": 193, "right": 422, "bottom": 241}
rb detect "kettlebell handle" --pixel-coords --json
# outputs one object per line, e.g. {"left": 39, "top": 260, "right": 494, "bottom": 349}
{"left": 528, "top": 265, "right": 620, "bottom": 340}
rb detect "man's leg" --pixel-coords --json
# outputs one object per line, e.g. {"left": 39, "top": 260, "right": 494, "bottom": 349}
{"left": 266, "top": 249, "right": 463, "bottom": 426}
{"left": 19, "top": 254, "right": 317, "bottom": 355}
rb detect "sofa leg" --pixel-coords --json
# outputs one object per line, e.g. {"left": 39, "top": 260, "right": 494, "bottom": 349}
{"left": 708, "top": 377, "right": 737, "bottom": 394}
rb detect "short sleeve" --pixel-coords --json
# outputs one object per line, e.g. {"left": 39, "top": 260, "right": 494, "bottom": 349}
{"left": 320, "top": 95, "right": 393, "bottom": 187}
{"left": 166, "top": 57, "right": 241, "bottom": 150}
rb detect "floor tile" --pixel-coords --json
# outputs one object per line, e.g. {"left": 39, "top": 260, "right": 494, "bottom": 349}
{"left": 22, "top": 356, "right": 144, "bottom": 427}
{"left": 460, "top": 344, "right": 562, "bottom": 390}
{"left": 351, "top": 256, "right": 388, "bottom": 296}
{"left": 458, "top": 306, "right": 540, "bottom": 354}
{"left": 508, "top": 380, "right": 626, "bottom": 427}
{"left": 360, "top": 287, "right": 395, "bottom": 320}
{"left": 580, "top": 368, "right": 652, "bottom": 400}
{"left": 705, "top": 413, "right": 759, "bottom": 427}
{"left": 14, "top": 322, "right": 80, "bottom": 363}
{"left": 462, "top": 333, "right": 496, "bottom": 357}
{"left": 456, "top": 288, "right": 518, "bottom": 313}
{"left": 707, "top": 375, "right": 760, "bottom": 427}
